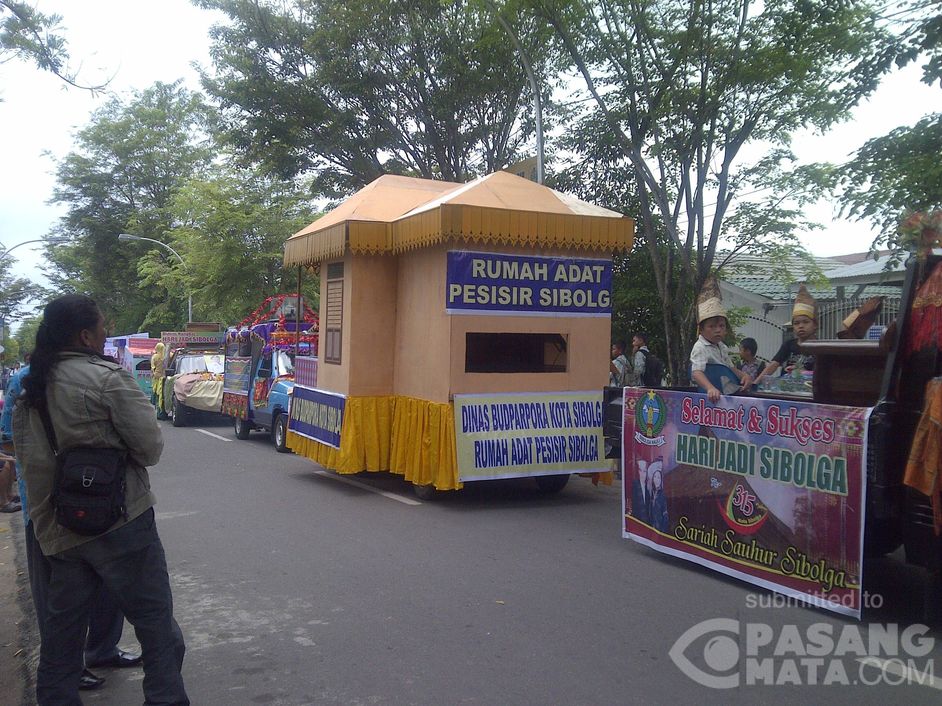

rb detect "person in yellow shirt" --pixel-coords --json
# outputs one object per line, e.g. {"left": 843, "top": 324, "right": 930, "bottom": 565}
{"left": 150, "top": 342, "right": 167, "bottom": 419}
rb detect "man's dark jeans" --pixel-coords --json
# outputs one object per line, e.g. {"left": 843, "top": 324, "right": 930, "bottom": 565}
{"left": 37, "top": 509, "right": 188, "bottom": 706}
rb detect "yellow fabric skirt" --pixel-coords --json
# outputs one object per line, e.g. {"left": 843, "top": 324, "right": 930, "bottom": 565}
{"left": 286, "top": 395, "right": 462, "bottom": 490}
{"left": 286, "top": 394, "right": 611, "bottom": 490}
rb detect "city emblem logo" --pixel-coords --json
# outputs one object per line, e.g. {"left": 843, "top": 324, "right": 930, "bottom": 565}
{"left": 635, "top": 391, "right": 667, "bottom": 447}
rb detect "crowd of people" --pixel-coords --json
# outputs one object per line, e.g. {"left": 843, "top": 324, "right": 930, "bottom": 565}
{"left": 2, "top": 294, "right": 188, "bottom": 705}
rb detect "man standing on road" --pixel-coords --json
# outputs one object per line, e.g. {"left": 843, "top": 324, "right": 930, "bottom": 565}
{"left": 13, "top": 295, "right": 188, "bottom": 705}
{"left": 625, "top": 334, "right": 649, "bottom": 386}
{"left": 3, "top": 354, "right": 143, "bottom": 691}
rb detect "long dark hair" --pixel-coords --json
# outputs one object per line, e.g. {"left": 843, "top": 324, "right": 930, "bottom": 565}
{"left": 23, "top": 294, "right": 102, "bottom": 408}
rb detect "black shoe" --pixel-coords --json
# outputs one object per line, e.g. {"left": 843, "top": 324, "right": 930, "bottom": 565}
{"left": 79, "top": 668, "right": 105, "bottom": 690}
{"left": 87, "top": 649, "right": 143, "bottom": 669}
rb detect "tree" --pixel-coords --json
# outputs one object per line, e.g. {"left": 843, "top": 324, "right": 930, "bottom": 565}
{"left": 155, "top": 167, "right": 320, "bottom": 325}
{"left": 837, "top": 1, "right": 942, "bottom": 254}
{"left": 13, "top": 313, "right": 40, "bottom": 356}
{"left": 0, "top": 0, "right": 107, "bottom": 90}
{"left": 197, "top": 0, "right": 554, "bottom": 196}
{"left": 550, "top": 119, "right": 675, "bottom": 365}
{"left": 0, "top": 256, "right": 44, "bottom": 325}
{"left": 46, "top": 81, "right": 214, "bottom": 333}
{"left": 528, "top": 0, "right": 886, "bottom": 381}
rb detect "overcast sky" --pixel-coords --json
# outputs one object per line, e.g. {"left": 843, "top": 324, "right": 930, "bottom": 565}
{"left": 1, "top": 0, "right": 940, "bottom": 297}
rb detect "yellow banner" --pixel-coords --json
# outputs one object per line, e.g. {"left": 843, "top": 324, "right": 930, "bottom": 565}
{"left": 454, "top": 391, "right": 608, "bottom": 481}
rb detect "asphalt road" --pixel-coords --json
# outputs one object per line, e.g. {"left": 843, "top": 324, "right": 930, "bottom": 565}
{"left": 13, "top": 414, "right": 942, "bottom": 705}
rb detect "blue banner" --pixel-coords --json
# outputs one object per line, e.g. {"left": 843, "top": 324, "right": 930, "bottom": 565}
{"left": 288, "top": 386, "right": 346, "bottom": 449}
{"left": 446, "top": 251, "right": 612, "bottom": 316}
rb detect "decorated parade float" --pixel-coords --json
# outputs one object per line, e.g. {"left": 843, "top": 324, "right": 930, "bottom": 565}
{"left": 620, "top": 238, "right": 942, "bottom": 620}
{"left": 281, "top": 171, "right": 634, "bottom": 496}
{"left": 105, "top": 334, "right": 160, "bottom": 397}
{"left": 157, "top": 328, "right": 227, "bottom": 426}
{"left": 222, "top": 294, "right": 319, "bottom": 451}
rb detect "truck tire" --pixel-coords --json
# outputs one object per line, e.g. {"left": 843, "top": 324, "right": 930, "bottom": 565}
{"left": 534, "top": 474, "right": 570, "bottom": 494}
{"left": 171, "top": 398, "right": 187, "bottom": 427}
{"left": 234, "top": 416, "right": 251, "bottom": 440}
{"left": 273, "top": 413, "right": 291, "bottom": 453}
{"left": 413, "top": 483, "right": 437, "bottom": 501}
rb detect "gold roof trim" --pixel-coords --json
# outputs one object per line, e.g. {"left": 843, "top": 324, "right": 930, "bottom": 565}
{"left": 284, "top": 172, "right": 635, "bottom": 267}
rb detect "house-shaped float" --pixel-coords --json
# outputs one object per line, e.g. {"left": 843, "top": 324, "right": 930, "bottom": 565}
{"left": 282, "top": 171, "right": 634, "bottom": 491}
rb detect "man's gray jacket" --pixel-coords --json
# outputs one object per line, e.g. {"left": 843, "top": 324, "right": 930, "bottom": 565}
{"left": 13, "top": 352, "right": 163, "bottom": 556}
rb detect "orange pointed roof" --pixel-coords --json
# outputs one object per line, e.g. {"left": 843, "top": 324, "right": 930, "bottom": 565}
{"left": 284, "top": 171, "right": 634, "bottom": 266}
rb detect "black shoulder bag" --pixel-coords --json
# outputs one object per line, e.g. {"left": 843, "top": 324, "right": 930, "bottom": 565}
{"left": 37, "top": 403, "right": 128, "bottom": 536}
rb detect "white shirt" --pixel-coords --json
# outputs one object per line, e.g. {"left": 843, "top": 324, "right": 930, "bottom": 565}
{"left": 689, "top": 335, "right": 735, "bottom": 372}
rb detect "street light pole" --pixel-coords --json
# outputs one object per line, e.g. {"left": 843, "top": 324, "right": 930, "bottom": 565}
{"left": 480, "top": 0, "right": 544, "bottom": 184}
{"left": 118, "top": 234, "right": 192, "bottom": 323}
{"left": 0, "top": 237, "right": 70, "bottom": 261}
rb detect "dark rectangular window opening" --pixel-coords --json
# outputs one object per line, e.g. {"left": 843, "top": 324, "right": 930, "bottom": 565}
{"left": 465, "top": 333, "right": 568, "bottom": 373}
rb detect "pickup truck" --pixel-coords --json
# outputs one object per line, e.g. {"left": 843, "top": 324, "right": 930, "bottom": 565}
{"left": 607, "top": 252, "right": 942, "bottom": 619}
{"left": 223, "top": 294, "right": 318, "bottom": 452}
{"left": 161, "top": 348, "right": 226, "bottom": 427}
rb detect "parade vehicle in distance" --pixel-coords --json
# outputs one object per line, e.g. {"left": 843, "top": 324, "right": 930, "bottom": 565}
{"left": 161, "top": 346, "right": 227, "bottom": 427}
{"left": 611, "top": 251, "right": 942, "bottom": 620}
{"left": 106, "top": 335, "right": 161, "bottom": 399}
{"left": 222, "top": 294, "right": 318, "bottom": 452}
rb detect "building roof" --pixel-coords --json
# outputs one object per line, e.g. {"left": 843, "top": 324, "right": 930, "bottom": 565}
{"left": 822, "top": 254, "right": 906, "bottom": 285}
{"left": 720, "top": 251, "right": 900, "bottom": 301}
{"left": 284, "top": 171, "right": 635, "bottom": 266}
{"left": 720, "top": 252, "right": 843, "bottom": 300}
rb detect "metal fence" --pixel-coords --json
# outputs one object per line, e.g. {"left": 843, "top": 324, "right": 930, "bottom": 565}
{"left": 737, "top": 295, "right": 902, "bottom": 360}
{"left": 738, "top": 315, "right": 788, "bottom": 361}
{"left": 816, "top": 296, "right": 902, "bottom": 340}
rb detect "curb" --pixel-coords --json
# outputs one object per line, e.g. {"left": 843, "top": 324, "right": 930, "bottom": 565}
{"left": 0, "top": 511, "right": 37, "bottom": 705}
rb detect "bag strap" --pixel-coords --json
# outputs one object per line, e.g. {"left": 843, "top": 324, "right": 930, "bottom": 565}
{"left": 36, "top": 402, "right": 60, "bottom": 457}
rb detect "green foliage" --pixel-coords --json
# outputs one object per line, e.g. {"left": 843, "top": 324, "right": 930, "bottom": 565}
{"left": 197, "top": 0, "right": 555, "bottom": 196}
{"left": 839, "top": 114, "right": 942, "bottom": 256}
{"left": 531, "top": 0, "right": 885, "bottom": 381}
{"left": 13, "top": 314, "right": 40, "bottom": 357}
{"left": 161, "top": 168, "right": 320, "bottom": 325}
{"left": 0, "top": 255, "right": 44, "bottom": 324}
{"left": 46, "top": 81, "right": 214, "bottom": 333}
{"left": 0, "top": 0, "right": 106, "bottom": 90}
{"left": 836, "top": 1, "right": 942, "bottom": 257}
{"left": 2, "top": 331, "right": 19, "bottom": 366}
{"left": 550, "top": 139, "right": 677, "bottom": 366}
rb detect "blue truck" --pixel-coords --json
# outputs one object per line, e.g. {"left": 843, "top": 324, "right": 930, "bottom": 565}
{"left": 222, "top": 295, "right": 318, "bottom": 452}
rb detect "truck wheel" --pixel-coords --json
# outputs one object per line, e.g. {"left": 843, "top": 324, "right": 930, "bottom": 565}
{"left": 534, "top": 474, "right": 570, "bottom": 494}
{"left": 273, "top": 413, "right": 291, "bottom": 453}
{"left": 234, "top": 416, "right": 251, "bottom": 440}
{"left": 413, "top": 483, "right": 437, "bottom": 500}
{"left": 171, "top": 399, "right": 186, "bottom": 427}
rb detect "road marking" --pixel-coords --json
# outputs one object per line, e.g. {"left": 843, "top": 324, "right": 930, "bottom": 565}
{"left": 195, "top": 429, "right": 232, "bottom": 442}
{"left": 156, "top": 511, "right": 199, "bottom": 520}
{"left": 313, "top": 470, "right": 422, "bottom": 506}
{"left": 856, "top": 657, "right": 942, "bottom": 689}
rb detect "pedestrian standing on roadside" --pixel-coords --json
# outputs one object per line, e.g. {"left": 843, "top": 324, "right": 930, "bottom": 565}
{"left": 151, "top": 341, "right": 168, "bottom": 419}
{"left": 625, "top": 334, "right": 649, "bottom": 386}
{"left": 610, "top": 339, "right": 630, "bottom": 387}
{"left": 13, "top": 294, "right": 188, "bottom": 706}
{"left": 3, "top": 353, "right": 144, "bottom": 691}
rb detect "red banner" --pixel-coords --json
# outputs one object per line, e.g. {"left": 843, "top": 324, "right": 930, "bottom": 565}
{"left": 623, "top": 388, "right": 870, "bottom": 618}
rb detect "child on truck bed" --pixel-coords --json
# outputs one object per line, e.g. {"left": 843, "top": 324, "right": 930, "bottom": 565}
{"left": 755, "top": 284, "right": 818, "bottom": 387}
{"left": 690, "top": 276, "right": 753, "bottom": 402}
